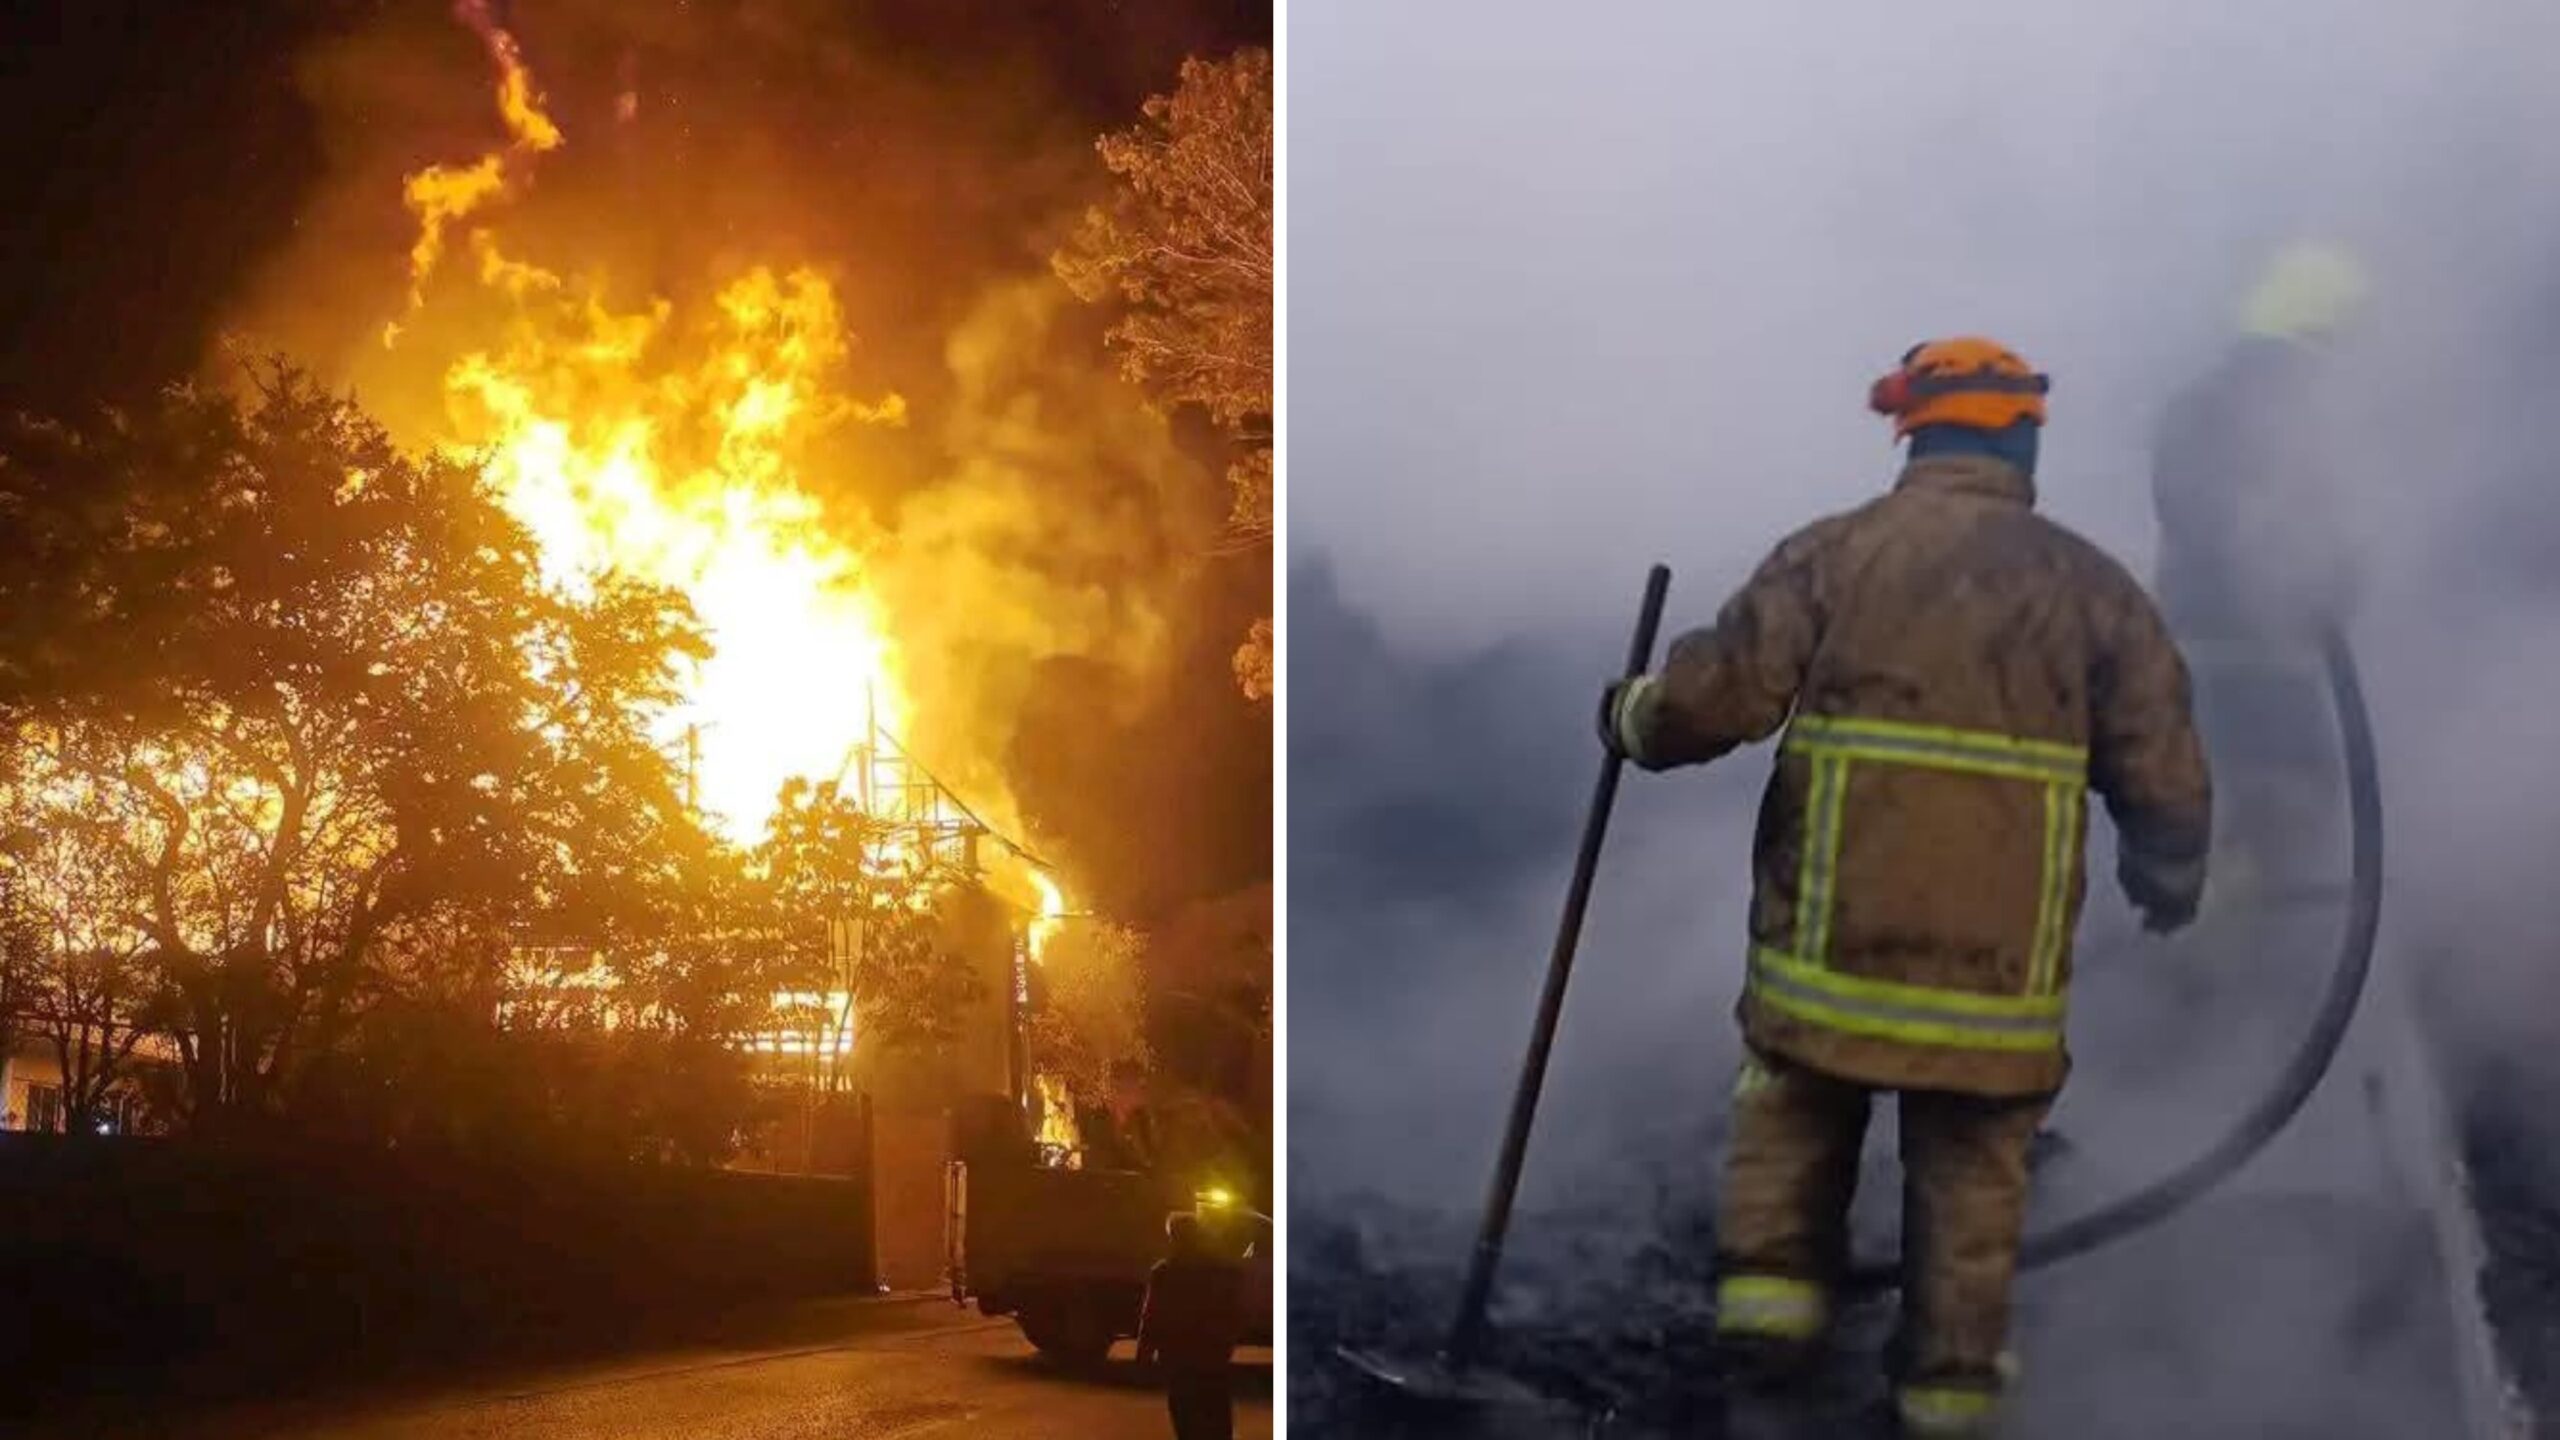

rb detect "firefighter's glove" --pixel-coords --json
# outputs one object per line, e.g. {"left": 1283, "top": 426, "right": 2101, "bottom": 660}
{"left": 1598, "top": 675, "right": 1659, "bottom": 765}
{"left": 2119, "top": 849, "right": 2204, "bottom": 935}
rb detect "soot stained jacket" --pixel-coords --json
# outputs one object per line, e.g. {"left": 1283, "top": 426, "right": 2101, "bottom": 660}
{"left": 1624, "top": 453, "right": 2213, "bottom": 1096}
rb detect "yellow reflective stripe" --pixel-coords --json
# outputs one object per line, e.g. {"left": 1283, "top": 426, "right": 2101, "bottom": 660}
{"left": 1783, "top": 712, "right": 2085, "bottom": 1002}
{"left": 1792, "top": 707, "right": 2088, "bottom": 773}
{"left": 1796, "top": 714, "right": 2087, "bottom": 764}
{"left": 1793, "top": 753, "right": 1849, "bottom": 960}
{"left": 1896, "top": 1384, "right": 1999, "bottom": 1436}
{"left": 2027, "top": 782, "right": 2082, "bottom": 995}
{"left": 1779, "top": 713, "right": 2087, "bottom": 1020}
{"left": 1715, "top": 1275, "right": 1826, "bottom": 1341}
{"left": 1754, "top": 946, "right": 2065, "bottom": 1019}
{"left": 1750, "top": 946, "right": 2065, "bottom": 1053}
{"left": 1787, "top": 714, "right": 2086, "bottom": 784}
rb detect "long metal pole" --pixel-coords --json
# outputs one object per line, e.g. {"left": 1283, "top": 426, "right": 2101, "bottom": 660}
{"left": 1445, "top": 563, "right": 1672, "bottom": 1372}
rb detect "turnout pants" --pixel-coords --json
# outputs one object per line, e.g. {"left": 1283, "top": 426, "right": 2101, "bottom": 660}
{"left": 1714, "top": 1049, "right": 2053, "bottom": 1437}
{"left": 2185, "top": 642, "right": 2341, "bottom": 897}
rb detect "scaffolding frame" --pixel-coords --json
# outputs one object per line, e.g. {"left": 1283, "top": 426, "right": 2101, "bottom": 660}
{"left": 653, "top": 702, "right": 1067, "bottom": 1166}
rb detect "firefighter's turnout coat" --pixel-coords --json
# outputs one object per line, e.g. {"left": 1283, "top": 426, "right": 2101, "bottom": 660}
{"left": 1622, "top": 453, "right": 2213, "bottom": 1097}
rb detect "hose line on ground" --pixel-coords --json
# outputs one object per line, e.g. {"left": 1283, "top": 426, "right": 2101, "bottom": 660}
{"left": 1845, "top": 624, "right": 2384, "bottom": 1295}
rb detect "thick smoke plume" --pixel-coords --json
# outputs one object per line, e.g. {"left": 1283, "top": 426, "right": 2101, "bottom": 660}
{"left": 1292, "top": 0, "right": 2560, "bottom": 1430}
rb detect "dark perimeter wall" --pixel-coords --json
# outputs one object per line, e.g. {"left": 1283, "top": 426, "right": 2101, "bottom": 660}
{"left": 0, "top": 1134, "right": 874, "bottom": 1408}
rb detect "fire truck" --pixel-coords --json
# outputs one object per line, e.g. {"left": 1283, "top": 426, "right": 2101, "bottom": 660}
{"left": 943, "top": 1095, "right": 1272, "bottom": 1367}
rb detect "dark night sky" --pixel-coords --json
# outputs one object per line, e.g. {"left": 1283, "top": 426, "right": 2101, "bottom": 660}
{"left": 0, "top": 3, "right": 326, "bottom": 415}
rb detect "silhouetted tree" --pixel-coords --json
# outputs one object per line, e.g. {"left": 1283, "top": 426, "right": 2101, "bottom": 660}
{"left": 1056, "top": 47, "right": 1272, "bottom": 701}
{"left": 0, "top": 365, "right": 1065, "bottom": 1161}
{"left": 0, "top": 364, "right": 707, "bottom": 1133}
{"left": 0, "top": 811, "right": 158, "bottom": 1133}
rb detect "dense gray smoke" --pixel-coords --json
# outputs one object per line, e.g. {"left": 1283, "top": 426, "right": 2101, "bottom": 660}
{"left": 1289, "top": 0, "right": 2560, "bottom": 1429}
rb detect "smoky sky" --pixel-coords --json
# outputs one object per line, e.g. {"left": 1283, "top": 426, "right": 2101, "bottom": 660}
{"left": 1291, "top": 0, "right": 2560, "bottom": 650}
{"left": 1291, "top": 0, "right": 2560, "bottom": 1426}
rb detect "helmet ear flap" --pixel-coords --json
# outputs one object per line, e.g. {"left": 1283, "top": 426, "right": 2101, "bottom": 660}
{"left": 1868, "top": 370, "right": 1912, "bottom": 417}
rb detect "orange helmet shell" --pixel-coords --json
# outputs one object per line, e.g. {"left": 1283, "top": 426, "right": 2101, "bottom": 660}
{"left": 1869, "top": 337, "right": 2050, "bottom": 438}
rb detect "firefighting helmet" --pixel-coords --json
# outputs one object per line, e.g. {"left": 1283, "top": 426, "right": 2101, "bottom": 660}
{"left": 2240, "top": 242, "right": 2371, "bottom": 344}
{"left": 1867, "top": 337, "right": 2050, "bottom": 439}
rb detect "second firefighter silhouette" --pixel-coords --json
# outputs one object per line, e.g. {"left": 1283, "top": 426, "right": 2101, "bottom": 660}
{"left": 1136, "top": 1212, "right": 1245, "bottom": 1440}
{"left": 1600, "top": 338, "right": 2213, "bottom": 1438}
{"left": 2152, "top": 242, "right": 2370, "bottom": 906}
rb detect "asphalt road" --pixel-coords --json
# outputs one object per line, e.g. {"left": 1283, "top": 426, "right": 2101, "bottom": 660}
{"left": 37, "top": 1298, "right": 1275, "bottom": 1440}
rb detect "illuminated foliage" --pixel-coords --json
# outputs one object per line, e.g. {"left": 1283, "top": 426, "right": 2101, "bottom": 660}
{"left": 1025, "top": 918, "right": 1152, "bottom": 1111}
{"left": 0, "top": 805, "right": 162, "bottom": 1133}
{"left": 755, "top": 779, "right": 982, "bottom": 1051}
{"left": 0, "top": 365, "right": 707, "bottom": 1132}
{"left": 1056, "top": 47, "right": 1274, "bottom": 700}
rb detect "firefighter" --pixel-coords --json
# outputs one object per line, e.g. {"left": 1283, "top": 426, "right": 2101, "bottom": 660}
{"left": 1136, "top": 1210, "right": 1243, "bottom": 1440}
{"left": 2151, "top": 241, "right": 2370, "bottom": 911}
{"left": 1600, "top": 338, "right": 2213, "bottom": 1437}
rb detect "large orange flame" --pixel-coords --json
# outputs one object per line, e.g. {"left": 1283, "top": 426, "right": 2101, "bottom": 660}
{"left": 377, "top": 3, "right": 916, "bottom": 844}
{"left": 395, "top": 6, "right": 1080, "bottom": 1115}
{"left": 439, "top": 262, "right": 909, "bottom": 840}
{"left": 1029, "top": 870, "right": 1066, "bottom": 962}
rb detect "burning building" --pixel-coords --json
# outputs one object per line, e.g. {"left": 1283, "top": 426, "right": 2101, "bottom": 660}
{"left": 194, "top": 1, "right": 1183, "bottom": 1202}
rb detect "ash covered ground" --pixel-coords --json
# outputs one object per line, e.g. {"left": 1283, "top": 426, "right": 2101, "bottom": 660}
{"left": 1289, "top": 1178, "right": 1886, "bottom": 1437}
{"left": 1291, "top": 1138, "right": 2472, "bottom": 1438}
{"left": 1289, "top": 880, "right": 2488, "bottom": 1435}
{"left": 2462, "top": 1053, "right": 2560, "bottom": 1435}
